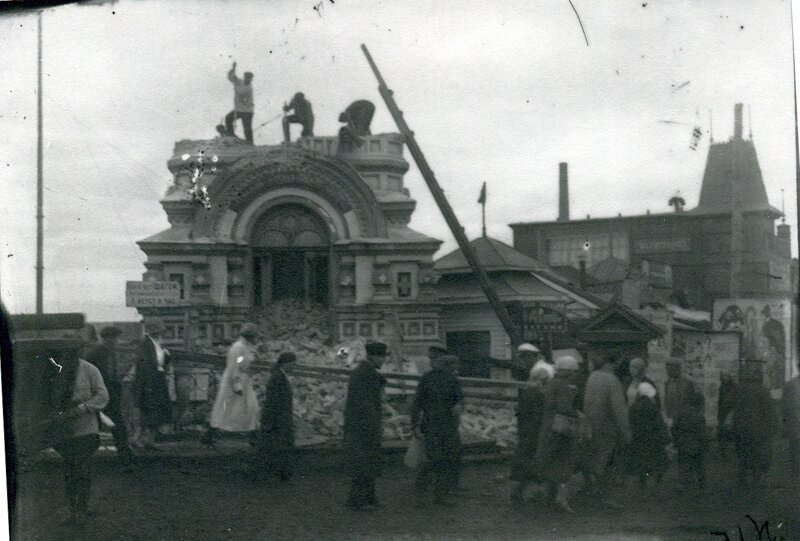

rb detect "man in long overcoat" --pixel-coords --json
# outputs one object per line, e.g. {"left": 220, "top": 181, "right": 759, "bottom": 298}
{"left": 258, "top": 352, "right": 296, "bottom": 481}
{"left": 411, "top": 354, "right": 463, "bottom": 506}
{"left": 343, "top": 342, "right": 388, "bottom": 510}
{"left": 134, "top": 321, "right": 172, "bottom": 449}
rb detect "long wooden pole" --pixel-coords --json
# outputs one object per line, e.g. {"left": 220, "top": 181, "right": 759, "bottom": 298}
{"left": 360, "top": 44, "right": 523, "bottom": 347}
{"left": 36, "top": 11, "right": 44, "bottom": 315}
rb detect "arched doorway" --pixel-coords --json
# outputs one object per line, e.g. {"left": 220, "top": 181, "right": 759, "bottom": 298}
{"left": 250, "top": 204, "right": 332, "bottom": 307}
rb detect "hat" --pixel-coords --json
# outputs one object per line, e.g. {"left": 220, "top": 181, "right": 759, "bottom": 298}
{"left": 240, "top": 323, "right": 258, "bottom": 338}
{"left": 277, "top": 352, "right": 297, "bottom": 365}
{"left": 637, "top": 381, "right": 657, "bottom": 399}
{"left": 554, "top": 355, "right": 579, "bottom": 372}
{"left": 517, "top": 343, "right": 539, "bottom": 353}
{"left": 365, "top": 342, "right": 389, "bottom": 357}
{"left": 100, "top": 326, "right": 122, "bottom": 339}
{"left": 428, "top": 345, "right": 448, "bottom": 357}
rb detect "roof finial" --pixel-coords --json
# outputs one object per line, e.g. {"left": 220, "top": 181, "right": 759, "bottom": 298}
{"left": 748, "top": 104, "right": 753, "bottom": 140}
{"left": 781, "top": 188, "right": 786, "bottom": 224}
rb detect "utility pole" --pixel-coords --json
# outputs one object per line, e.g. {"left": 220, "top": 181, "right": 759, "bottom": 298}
{"left": 36, "top": 11, "right": 44, "bottom": 315}
{"left": 729, "top": 104, "right": 744, "bottom": 300}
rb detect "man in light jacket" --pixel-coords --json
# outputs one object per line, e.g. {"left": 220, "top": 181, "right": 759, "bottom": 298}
{"left": 224, "top": 62, "right": 254, "bottom": 144}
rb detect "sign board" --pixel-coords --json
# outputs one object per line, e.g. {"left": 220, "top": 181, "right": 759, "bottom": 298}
{"left": 634, "top": 238, "right": 690, "bottom": 254}
{"left": 713, "top": 298, "right": 793, "bottom": 391}
{"left": 125, "top": 281, "right": 181, "bottom": 308}
{"left": 505, "top": 301, "right": 567, "bottom": 340}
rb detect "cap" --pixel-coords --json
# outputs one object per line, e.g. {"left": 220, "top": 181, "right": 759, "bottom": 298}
{"left": 277, "top": 352, "right": 297, "bottom": 365}
{"left": 365, "top": 342, "right": 389, "bottom": 357}
{"left": 428, "top": 346, "right": 448, "bottom": 357}
{"left": 240, "top": 323, "right": 259, "bottom": 338}
{"left": 100, "top": 326, "right": 122, "bottom": 339}
{"left": 517, "top": 343, "right": 539, "bottom": 353}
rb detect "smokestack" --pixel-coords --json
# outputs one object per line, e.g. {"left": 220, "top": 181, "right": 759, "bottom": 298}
{"left": 734, "top": 103, "right": 743, "bottom": 140}
{"left": 558, "top": 162, "right": 569, "bottom": 221}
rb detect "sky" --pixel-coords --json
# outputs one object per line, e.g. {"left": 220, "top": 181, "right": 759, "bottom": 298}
{"left": 0, "top": 0, "right": 797, "bottom": 322}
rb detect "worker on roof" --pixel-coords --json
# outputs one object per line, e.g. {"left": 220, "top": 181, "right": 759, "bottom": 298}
{"left": 282, "top": 92, "right": 314, "bottom": 143}
{"left": 224, "top": 62, "right": 255, "bottom": 144}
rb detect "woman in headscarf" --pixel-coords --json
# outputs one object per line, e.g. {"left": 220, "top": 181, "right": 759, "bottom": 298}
{"left": 46, "top": 340, "right": 109, "bottom": 525}
{"left": 257, "top": 352, "right": 296, "bottom": 482}
{"left": 534, "top": 355, "right": 583, "bottom": 513}
{"left": 625, "top": 382, "right": 669, "bottom": 489}
{"left": 509, "top": 363, "right": 554, "bottom": 505}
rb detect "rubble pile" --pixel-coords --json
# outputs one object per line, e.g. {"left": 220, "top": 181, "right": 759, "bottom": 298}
{"left": 459, "top": 401, "right": 518, "bottom": 448}
{"left": 183, "top": 301, "right": 518, "bottom": 447}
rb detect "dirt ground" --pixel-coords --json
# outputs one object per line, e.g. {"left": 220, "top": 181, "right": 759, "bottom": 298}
{"left": 10, "top": 440, "right": 798, "bottom": 541}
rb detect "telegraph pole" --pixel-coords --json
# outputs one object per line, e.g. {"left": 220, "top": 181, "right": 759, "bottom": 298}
{"left": 36, "top": 10, "right": 44, "bottom": 315}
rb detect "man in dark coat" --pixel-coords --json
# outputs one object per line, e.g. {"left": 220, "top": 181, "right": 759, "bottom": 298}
{"left": 134, "top": 321, "right": 172, "bottom": 450}
{"left": 343, "top": 342, "right": 388, "bottom": 510}
{"left": 411, "top": 354, "right": 463, "bottom": 507}
{"left": 733, "top": 363, "right": 778, "bottom": 487}
{"left": 282, "top": 92, "right": 314, "bottom": 143}
{"left": 258, "top": 352, "right": 296, "bottom": 481}
{"left": 84, "top": 326, "right": 131, "bottom": 464}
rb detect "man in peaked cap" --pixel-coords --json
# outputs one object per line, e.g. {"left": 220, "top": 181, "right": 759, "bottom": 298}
{"left": 343, "top": 341, "right": 388, "bottom": 510}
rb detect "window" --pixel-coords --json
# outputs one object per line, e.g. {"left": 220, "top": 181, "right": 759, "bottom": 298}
{"left": 198, "top": 324, "right": 208, "bottom": 340}
{"left": 397, "top": 272, "right": 412, "bottom": 298}
{"left": 169, "top": 273, "right": 185, "bottom": 299}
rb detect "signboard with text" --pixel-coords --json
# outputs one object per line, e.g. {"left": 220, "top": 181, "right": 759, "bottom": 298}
{"left": 634, "top": 238, "right": 691, "bottom": 254}
{"left": 125, "top": 281, "right": 181, "bottom": 307}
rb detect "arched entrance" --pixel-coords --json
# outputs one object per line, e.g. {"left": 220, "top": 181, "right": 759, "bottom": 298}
{"left": 250, "top": 204, "right": 332, "bottom": 307}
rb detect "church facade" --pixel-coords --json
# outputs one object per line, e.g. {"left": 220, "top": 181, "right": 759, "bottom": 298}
{"left": 136, "top": 130, "right": 442, "bottom": 353}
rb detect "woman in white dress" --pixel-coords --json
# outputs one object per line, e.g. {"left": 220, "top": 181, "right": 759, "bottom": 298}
{"left": 206, "top": 323, "right": 261, "bottom": 445}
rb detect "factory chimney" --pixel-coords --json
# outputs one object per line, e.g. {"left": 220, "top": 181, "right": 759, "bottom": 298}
{"left": 558, "top": 162, "right": 569, "bottom": 221}
{"left": 734, "top": 103, "right": 743, "bottom": 140}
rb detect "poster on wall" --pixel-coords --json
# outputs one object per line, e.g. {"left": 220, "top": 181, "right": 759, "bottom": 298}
{"left": 713, "top": 298, "right": 793, "bottom": 391}
{"left": 671, "top": 330, "right": 740, "bottom": 425}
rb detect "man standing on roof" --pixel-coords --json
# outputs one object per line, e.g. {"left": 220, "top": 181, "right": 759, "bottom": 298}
{"left": 224, "top": 62, "right": 254, "bottom": 144}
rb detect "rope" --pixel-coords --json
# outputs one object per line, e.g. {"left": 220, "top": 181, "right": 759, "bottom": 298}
{"left": 253, "top": 111, "right": 285, "bottom": 133}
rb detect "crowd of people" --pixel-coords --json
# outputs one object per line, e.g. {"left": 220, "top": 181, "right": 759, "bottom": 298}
{"left": 504, "top": 343, "right": 798, "bottom": 515}
{"left": 40, "top": 323, "right": 800, "bottom": 525}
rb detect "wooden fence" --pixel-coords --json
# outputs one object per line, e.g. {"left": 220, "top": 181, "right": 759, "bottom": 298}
{"left": 169, "top": 349, "right": 529, "bottom": 403}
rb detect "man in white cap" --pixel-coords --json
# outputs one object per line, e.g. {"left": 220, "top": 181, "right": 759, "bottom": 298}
{"left": 516, "top": 343, "right": 553, "bottom": 381}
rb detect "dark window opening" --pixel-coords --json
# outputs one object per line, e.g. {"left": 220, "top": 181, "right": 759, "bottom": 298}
{"left": 397, "top": 272, "right": 412, "bottom": 298}
{"left": 169, "top": 273, "right": 185, "bottom": 299}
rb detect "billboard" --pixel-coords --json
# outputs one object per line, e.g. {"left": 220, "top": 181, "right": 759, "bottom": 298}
{"left": 713, "top": 298, "right": 793, "bottom": 391}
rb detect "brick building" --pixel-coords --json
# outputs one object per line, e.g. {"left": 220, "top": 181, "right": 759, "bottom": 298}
{"left": 510, "top": 104, "right": 793, "bottom": 312}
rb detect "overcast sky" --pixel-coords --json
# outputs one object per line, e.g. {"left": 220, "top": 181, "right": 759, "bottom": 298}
{"left": 1, "top": 0, "right": 797, "bottom": 321}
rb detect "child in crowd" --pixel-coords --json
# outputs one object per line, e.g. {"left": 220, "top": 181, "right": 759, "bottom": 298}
{"left": 670, "top": 390, "right": 708, "bottom": 490}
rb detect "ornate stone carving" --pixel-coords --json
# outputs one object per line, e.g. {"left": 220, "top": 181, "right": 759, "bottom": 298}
{"left": 193, "top": 146, "right": 386, "bottom": 241}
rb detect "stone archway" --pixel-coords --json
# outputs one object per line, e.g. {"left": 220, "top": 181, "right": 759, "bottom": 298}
{"left": 250, "top": 203, "right": 332, "bottom": 307}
